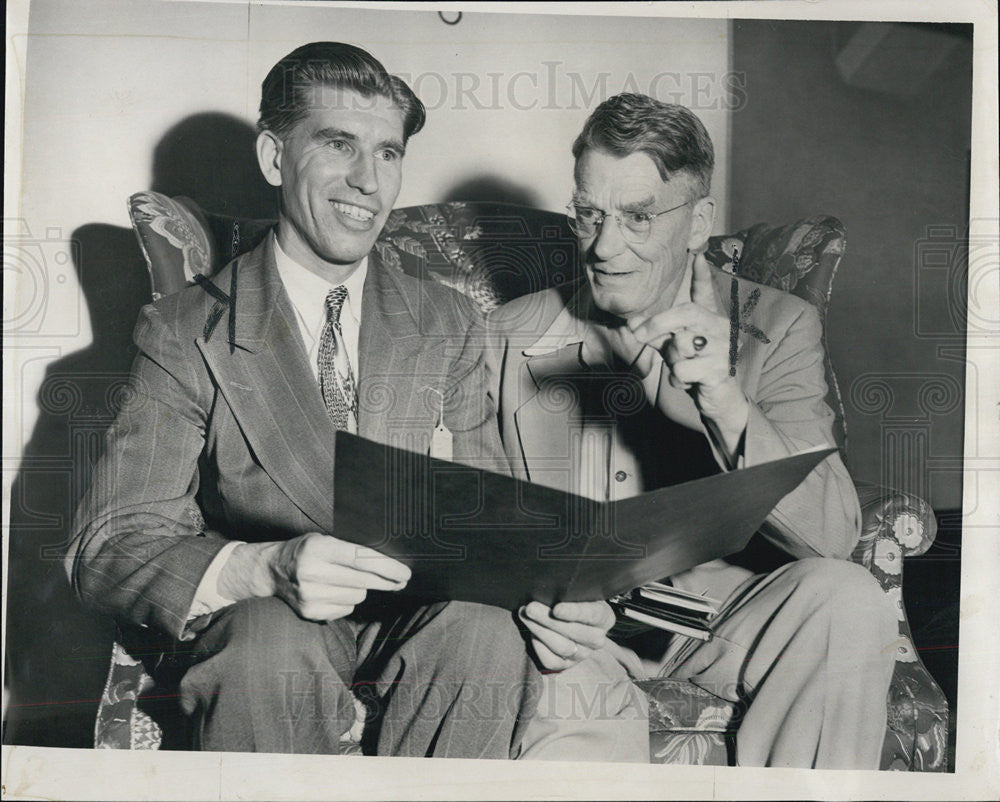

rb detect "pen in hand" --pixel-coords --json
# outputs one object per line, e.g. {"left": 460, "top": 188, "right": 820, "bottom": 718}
{"left": 728, "top": 247, "right": 740, "bottom": 377}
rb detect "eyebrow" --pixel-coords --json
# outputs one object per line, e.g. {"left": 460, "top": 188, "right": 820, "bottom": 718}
{"left": 619, "top": 196, "right": 657, "bottom": 212}
{"left": 313, "top": 127, "right": 406, "bottom": 156}
{"left": 571, "top": 194, "right": 657, "bottom": 212}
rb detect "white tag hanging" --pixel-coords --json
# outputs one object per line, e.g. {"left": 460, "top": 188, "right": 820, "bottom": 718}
{"left": 428, "top": 388, "right": 453, "bottom": 462}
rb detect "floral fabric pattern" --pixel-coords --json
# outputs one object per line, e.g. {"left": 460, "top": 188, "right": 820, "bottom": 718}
{"left": 704, "top": 216, "right": 848, "bottom": 451}
{"left": 851, "top": 481, "right": 948, "bottom": 769}
{"left": 95, "top": 641, "right": 161, "bottom": 750}
{"left": 128, "top": 192, "right": 215, "bottom": 297}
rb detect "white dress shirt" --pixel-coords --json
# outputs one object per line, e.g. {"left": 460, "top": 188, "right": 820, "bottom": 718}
{"left": 188, "top": 234, "right": 368, "bottom": 620}
{"left": 273, "top": 235, "right": 367, "bottom": 387}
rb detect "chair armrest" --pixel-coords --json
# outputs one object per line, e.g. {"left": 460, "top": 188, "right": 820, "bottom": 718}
{"left": 853, "top": 481, "right": 937, "bottom": 561}
{"left": 849, "top": 482, "right": 950, "bottom": 771}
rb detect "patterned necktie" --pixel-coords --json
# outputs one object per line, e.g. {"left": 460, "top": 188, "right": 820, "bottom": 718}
{"left": 318, "top": 286, "right": 357, "bottom": 431}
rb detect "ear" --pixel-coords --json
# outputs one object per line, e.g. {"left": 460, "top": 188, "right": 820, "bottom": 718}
{"left": 686, "top": 195, "right": 716, "bottom": 253}
{"left": 256, "top": 130, "right": 283, "bottom": 188}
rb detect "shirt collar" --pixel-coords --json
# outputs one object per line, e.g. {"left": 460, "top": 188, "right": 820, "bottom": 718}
{"left": 272, "top": 232, "right": 367, "bottom": 331}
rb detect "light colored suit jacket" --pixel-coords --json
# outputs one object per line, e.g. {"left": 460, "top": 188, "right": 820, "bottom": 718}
{"left": 487, "top": 267, "right": 861, "bottom": 598}
{"left": 67, "top": 235, "right": 505, "bottom": 640}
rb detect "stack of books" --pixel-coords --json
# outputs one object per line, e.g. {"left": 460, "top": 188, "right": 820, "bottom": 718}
{"left": 610, "top": 581, "right": 721, "bottom": 641}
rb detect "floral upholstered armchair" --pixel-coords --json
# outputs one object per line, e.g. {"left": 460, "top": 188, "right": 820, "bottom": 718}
{"left": 96, "top": 192, "right": 947, "bottom": 770}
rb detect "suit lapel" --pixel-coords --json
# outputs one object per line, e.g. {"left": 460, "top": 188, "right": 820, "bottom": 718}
{"left": 357, "top": 252, "right": 446, "bottom": 444}
{"left": 512, "top": 343, "right": 590, "bottom": 492}
{"left": 510, "top": 288, "right": 595, "bottom": 491}
{"left": 196, "top": 236, "right": 338, "bottom": 533}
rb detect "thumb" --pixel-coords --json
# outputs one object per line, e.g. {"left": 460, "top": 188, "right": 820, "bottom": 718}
{"left": 691, "top": 252, "right": 721, "bottom": 313}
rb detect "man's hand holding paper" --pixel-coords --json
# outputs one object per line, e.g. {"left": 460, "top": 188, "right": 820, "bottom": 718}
{"left": 217, "top": 533, "right": 411, "bottom": 623}
{"left": 518, "top": 600, "right": 616, "bottom": 671}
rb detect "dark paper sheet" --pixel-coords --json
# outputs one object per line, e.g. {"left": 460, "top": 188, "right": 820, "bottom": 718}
{"left": 333, "top": 431, "right": 835, "bottom": 609}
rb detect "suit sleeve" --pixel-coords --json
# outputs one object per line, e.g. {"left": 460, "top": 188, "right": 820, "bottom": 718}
{"left": 65, "top": 303, "right": 231, "bottom": 640}
{"left": 723, "top": 302, "right": 861, "bottom": 559}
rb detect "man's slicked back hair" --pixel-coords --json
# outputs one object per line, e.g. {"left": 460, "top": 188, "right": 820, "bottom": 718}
{"left": 258, "top": 41, "right": 425, "bottom": 142}
{"left": 572, "top": 93, "right": 714, "bottom": 198}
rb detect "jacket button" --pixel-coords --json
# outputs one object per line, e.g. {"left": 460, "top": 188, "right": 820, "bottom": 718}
{"left": 614, "top": 470, "right": 628, "bottom": 483}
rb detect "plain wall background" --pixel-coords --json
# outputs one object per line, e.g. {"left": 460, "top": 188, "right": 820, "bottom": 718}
{"left": 730, "top": 20, "right": 973, "bottom": 510}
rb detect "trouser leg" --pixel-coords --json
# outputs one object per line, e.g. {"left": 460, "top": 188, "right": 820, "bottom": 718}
{"left": 178, "top": 597, "right": 359, "bottom": 753}
{"left": 662, "top": 558, "right": 897, "bottom": 769}
{"left": 357, "top": 600, "right": 541, "bottom": 759}
{"left": 517, "top": 647, "right": 650, "bottom": 763}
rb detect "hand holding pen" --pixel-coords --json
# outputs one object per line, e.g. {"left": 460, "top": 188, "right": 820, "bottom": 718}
{"left": 626, "top": 251, "right": 748, "bottom": 460}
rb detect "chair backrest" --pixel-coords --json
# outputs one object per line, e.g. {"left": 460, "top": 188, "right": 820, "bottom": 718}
{"left": 128, "top": 192, "right": 847, "bottom": 449}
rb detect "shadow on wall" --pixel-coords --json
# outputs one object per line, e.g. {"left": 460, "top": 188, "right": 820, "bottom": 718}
{"left": 3, "top": 113, "right": 275, "bottom": 748}
{"left": 442, "top": 175, "right": 541, "bottom": 208}
{"left": 151, "top": 112, "right": 277, "bottom": 219}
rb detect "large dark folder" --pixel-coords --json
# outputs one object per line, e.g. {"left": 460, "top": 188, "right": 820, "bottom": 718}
{"left": 333, "top": 431, "right": 834, "bottom": 610}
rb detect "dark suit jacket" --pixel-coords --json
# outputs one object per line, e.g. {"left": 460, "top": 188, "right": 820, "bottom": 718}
{"left": 66, "top": 234, "right": 505, "bottom": 641}
{"left": 487, "top": 267, "right": 861, "bottom": 599}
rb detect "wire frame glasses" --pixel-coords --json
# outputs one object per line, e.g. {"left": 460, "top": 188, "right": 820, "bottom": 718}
{"left": 565, "top": 199, "right": 690, "bottom": 243}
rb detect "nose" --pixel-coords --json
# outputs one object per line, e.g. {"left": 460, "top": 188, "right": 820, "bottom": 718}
{"left": 346, "top": 154, "right": 379, "bottom": 195}
{"left": 590, "top": 214, "right": 627, "bottom": 262}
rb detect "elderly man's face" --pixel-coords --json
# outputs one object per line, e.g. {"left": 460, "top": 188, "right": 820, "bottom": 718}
{"left": 573, "top": 148, "right": 710, "bottom": 319}
{"left": 258, "top": 88, "right": 406, "bottom": 276}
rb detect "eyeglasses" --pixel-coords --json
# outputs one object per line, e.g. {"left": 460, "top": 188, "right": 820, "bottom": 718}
{"left": 565, "top": 199, "right": 691, "bottom": 243}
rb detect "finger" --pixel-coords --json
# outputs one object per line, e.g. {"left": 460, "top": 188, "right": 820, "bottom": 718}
{"left": 297, "top": 561, "right": 409, "bottom": 591}
{"left": 551, "top": 601, "right": 616, "bottom": 630}
{"left": 627, "top": 305, "right": 715, "bottom": 348}
{"left": 671, "top": 346, "right": 730, "bottom": 386}
{"left": 668, "top": 371, "right": 691, "bottom": 391}
{"left": 599, "top": 636, "right": 647, "bottom": 680}
{"left": 295, "top": 582, "right": 368, "bottom": 607}
{"left": 522, "top": 604, "right": 605, "bottom": 649}
{"left": 523, "top": 619, "right": 585, "bottom": 663}
{"left": 671, "top": 357, "right": 709, "bottom": 387}
{"left": 316, "top": 537, "right": 412, "bottom": 584}
{"left": 519, "top": 608, "right": 587, "bottom": 658}
{"left": 531, "top": 639, "right": 574, "bottom": 673}
{"left": 691, "top": 252, "right": 722, "bottom": 313}
{"left": 666, "top": 335, "right": 723, "bottom": 368}
{"left": 669, "top": 331, "right": 700, "bottom": 361}
{"left": 297, "top": 601, "right": 357, "bottom": 623}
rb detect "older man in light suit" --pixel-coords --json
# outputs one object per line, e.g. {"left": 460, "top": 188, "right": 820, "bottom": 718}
{"left": 66, "top": 42, "right": 543, "bottom": 757}
{"left": 488, "top": 94, "right": 898, "bottom": 768}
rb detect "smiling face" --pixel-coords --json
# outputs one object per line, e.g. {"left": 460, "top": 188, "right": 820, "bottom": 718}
{"left": 573, "top": 147, "right": 715, "bottom": 319}
{"left": 256, "top": 87, "right": 406, "bottom": 282}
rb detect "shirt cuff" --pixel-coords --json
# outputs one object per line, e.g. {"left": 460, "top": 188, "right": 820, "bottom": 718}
{"left": 186, "top": 540, "right": 244, "bottom": 621}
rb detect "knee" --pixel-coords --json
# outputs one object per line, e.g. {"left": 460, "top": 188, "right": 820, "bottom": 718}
{"left": 201, "top": 596, "right": 332, "bottom": 676}
{"left": 549, "top": 648, "right": 646, "bottom": 718}
{"left": 442, "top": 601, "right": 521, "bottom": 640}
{"left": 784, "top": 558, "right": 897, "bottom": 639}
{"left": 433, "top": 601, "right": 529, "bottom": 663}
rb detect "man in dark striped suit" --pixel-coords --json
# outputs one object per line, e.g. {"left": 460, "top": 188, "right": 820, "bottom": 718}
{"left": 65, "top": 42, "right": 543, "bottom": 758}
